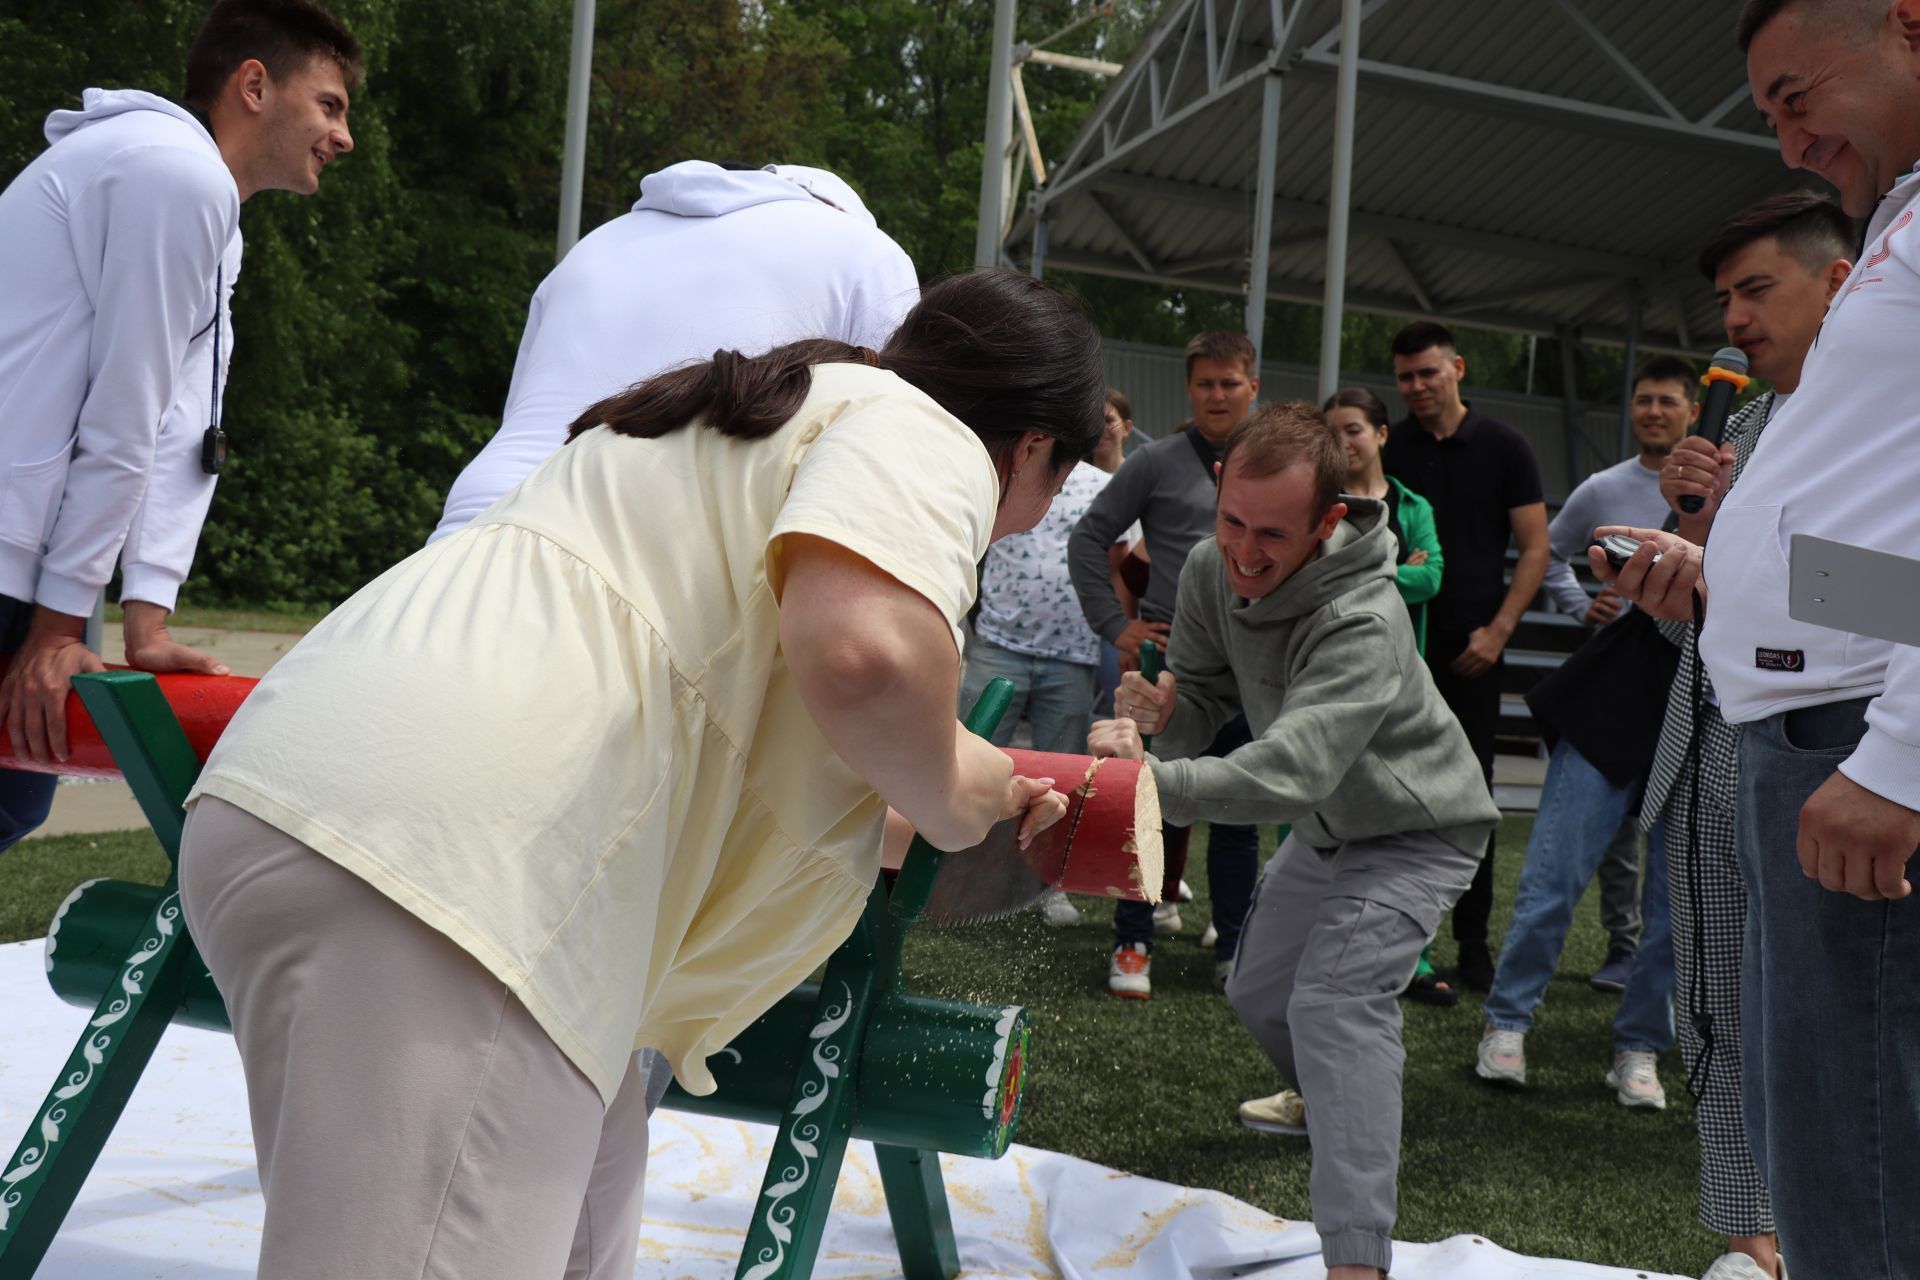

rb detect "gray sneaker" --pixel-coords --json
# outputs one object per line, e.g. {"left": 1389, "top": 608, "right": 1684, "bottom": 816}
{"left": 1701, "top": 1253, "right": 1775, "bottom": 1280}
{"left": 1607, "top": 1049, "right": 1668, "bottom": 1110}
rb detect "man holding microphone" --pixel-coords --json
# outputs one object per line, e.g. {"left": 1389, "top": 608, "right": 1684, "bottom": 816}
{"left": 1596, "top": 1, "right": 1920, "bottom": 1271}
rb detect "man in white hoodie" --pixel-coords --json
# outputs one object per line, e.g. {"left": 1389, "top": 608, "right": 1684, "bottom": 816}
{"left": 0, "top": 0, "right": 359, "bottom": 844}
{"left": 430, "top": 160, "right": 919, "bottom": 541}
{"left": 1596, "top": 1, "right": 1920, "bottom": 1272}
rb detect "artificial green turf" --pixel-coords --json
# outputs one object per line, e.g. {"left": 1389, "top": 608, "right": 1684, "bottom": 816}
{"left": 900, "top": 817, "right": 1720, "bottom": 1277}
{"left": 0, "top": 828, "right": 170, "bottom": 944}
{"left": 0, "top": 818, "right": 1717, "bottom": 1273}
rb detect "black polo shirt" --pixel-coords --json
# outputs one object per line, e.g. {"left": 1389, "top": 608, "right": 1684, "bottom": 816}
{"left": 1382, "top": 404, "right": 1543, "bottom": 635}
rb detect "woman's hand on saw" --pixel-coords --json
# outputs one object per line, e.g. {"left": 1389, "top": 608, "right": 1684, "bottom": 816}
{"left": 1002, "top": 775, "right": 1067, "bottom": 850}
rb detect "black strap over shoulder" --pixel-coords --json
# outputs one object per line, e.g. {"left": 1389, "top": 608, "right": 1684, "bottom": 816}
{"left": 1185, "top": 427, "right": 1220, "bottom": 488}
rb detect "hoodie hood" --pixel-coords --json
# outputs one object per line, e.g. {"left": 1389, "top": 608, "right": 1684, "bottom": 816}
{"left": 1240, "top": 495, "right": 1395, "bottom": 623}
{"left": 632, "top": 160, "right": 878, "bottom": 228}
{"left": 45, "top": 88, "right": 214, "bottom": 150}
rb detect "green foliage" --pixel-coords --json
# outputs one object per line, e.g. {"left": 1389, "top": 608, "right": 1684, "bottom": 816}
{"left": 0, "top": 1, "right": 1592, "bottom": 608}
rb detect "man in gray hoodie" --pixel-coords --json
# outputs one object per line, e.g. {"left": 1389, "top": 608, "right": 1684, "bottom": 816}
{"left": 1092, "top": 401, "right": 1498, "bottom": 1280}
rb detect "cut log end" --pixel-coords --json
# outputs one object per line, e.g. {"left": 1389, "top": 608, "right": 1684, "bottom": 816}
{"left": 1129, "top": 760, "right": 1163, "bottom": 905}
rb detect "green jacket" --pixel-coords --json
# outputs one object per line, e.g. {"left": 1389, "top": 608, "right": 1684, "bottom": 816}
{"left": 1387, "top": 475, "right": 1442, "bottom": 657}
{"left": 1148, "top": 499, "right": 1500, "bottom": 856}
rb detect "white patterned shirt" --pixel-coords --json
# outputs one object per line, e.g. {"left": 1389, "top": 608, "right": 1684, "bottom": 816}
{"left": 974, "top": 463, "right": 1131, "bottom": 666}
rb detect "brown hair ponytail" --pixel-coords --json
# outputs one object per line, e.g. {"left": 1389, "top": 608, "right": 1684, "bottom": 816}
{"left": 567, "top": 268, "right": 1106, "bottom": 468}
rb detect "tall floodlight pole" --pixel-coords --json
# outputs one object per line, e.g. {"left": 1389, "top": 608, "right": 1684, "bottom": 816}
{"left": 975, "top": 0, "right": 1019, "bottom": 268}
{"left": 556, "top": 0, "right": 597, "bottom": 261}
{"left": 1317, "top": 0, "right": 1363, "bottom": 402}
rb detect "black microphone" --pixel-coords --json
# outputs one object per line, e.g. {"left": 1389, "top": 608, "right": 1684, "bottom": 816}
{"left": 1679, "top": 346, "right": 1751, "bottom": 514}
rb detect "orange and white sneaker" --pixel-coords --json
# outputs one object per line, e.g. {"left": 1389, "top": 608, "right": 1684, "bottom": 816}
{"left": 1108, "top": 943, "right": 1151, "bottom": 999}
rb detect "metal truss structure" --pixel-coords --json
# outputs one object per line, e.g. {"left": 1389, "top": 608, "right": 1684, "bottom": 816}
{"left": 994, "top": 0, "right": 1807, "bottom": 426}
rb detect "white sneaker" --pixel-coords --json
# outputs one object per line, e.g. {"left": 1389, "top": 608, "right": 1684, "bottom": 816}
{"left": 1701, "top": 1254, "right": 1774, "bottom": 1280}
{"left": 1199, "top": 922, "right": 1218, "bottom": 949}
{"left": 1475, "top": 1027, "right": 1527, "bottom": 1086}
{"left": 1177, "top": 878, "right": 1194, "bottom": 902}
{"left": 1152, "top": 902, "right": 1182, "bottom": 933}
{"left": 1039, "top": 891, "right": 1080, "bottom": 927}
{"left": 1607, "top": 1050, "right": 1667, "bottom": 1110}
{"left": 1108, "top": 943, "right": 1151, "bottom": 999}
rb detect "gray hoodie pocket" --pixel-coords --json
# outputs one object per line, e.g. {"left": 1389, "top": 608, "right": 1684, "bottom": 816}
{"left": 0, "top": 444, "right": 74, "bottom": 554}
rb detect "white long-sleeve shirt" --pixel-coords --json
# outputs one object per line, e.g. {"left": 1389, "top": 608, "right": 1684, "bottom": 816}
{"left": 430, "top": 161, "right": 919, "bottom": 541}
{"left": 1544, "top": 455, "right": 1668, "bottom": 619}
{"left": 0, "top": 90, "right": 240, "bottom": 615}
{"left": 1700, "top": 164, "right": 1920, "bottom": 808}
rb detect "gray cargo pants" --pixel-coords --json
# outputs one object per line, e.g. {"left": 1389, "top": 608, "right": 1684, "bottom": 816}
{"left": 1225, "top": 829, "right": 1482, "bottom": 1273}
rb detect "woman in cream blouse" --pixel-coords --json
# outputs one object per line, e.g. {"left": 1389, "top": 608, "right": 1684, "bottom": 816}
{"left": 178, "top": 268, "right": 1104, "bottom": 1279}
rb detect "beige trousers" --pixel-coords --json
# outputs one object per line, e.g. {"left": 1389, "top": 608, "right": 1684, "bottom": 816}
{"left": 179, "top": 796, "right": 650, "bottom": 1280}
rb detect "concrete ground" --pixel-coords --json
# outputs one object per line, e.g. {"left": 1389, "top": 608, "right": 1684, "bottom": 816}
{"left": 40, "top": 623, "right": 301, "bottom": 837}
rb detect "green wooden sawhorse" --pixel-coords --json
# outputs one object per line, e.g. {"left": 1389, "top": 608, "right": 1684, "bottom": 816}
{"left": 0, "top": 672, "right": 1033, "bottom": 1280}
{"left": 0, "top": 672, "right": 209, "bottom": 1280}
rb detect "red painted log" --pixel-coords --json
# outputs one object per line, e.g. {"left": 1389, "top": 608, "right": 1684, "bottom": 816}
{"left": 1006, "top": 750, "right": 1162, "bottom": 902}
{"left": 883, "top": 750, "right": 1163, "bottom": 903}
{"left": 0, "top": 663, "right": 258, "bottom": 779}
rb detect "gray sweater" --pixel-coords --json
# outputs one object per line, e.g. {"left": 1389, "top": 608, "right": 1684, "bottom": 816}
{"left": 1543, "top": 456, "right": 1669, "bottom": 618}
{"left": 1149, "top": 499, "right": 1501, "bottom": 855}
{"left": 1068, "top": 427, "right": 1219, "bottom": 641}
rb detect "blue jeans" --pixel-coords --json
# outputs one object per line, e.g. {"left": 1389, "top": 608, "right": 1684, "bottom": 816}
{"left": 1484, "top": 739, "right": 1674, "bottom": 1053}
{"left": 0, "top": 593, "right": 56, "bottom": 856}
{"left": 1738, "top": 700, "right": 1920, "bottom": 1277}
{"left": 958, "top": 635, "right": 1098, "bottom": 755}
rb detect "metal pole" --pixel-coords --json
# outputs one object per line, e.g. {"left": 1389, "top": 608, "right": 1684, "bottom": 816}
{"left": 1316, "top": 0, "right": 1363, "bottom": 402}
{"left": 1245, "top": 73, "right": 1283, "bottom": 359}
{"left": 975, "top": 0, "right": 1020, "bottom": 269}
{"left": 556, "top": 0, "right": 596, "bottom": 261}
{"left": 1029, "top": 215, "right": 1050, "bottom": 278}
{"left": 1616, "top": 291, "right": 1642, "bottom": 461}
{"left": 1557, "top": 324, "right": 1583, "bottom": 495}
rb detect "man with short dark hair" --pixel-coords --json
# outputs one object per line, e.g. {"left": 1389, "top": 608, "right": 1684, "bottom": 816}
{"left": 1635, "top": 190, "right": 1854, "bottom": 1280}
{"left": 1548, "top": 354, "right": 1701, "bottom": 993}
{"left": 1598, "top": 3, "right": 1920, "bottom": 1271}
{"left": 1472, "top": 357, "right": 1702, "bottom": 1110}
{"left": 1092, "top": 401, "right": 1497, "bottom": 1280}
{"left": 0, "top": 0, "right": 359, "bottom": 848}
{"left": 1382, "top": 321, "right": 1551, "bottom": 991}
{"left": 1070, "top": 329, "right": 1264, "bottom": 998}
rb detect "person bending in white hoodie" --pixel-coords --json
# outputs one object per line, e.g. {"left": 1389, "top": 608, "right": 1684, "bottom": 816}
{"left": 429, "top": 159, "right": 920, "bottom": 542}
{"left": 0, "top": 0, "right": 359, "bottom": 842}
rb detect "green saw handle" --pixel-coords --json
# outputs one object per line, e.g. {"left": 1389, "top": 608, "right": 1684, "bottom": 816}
{"left": 1137, "top": 639, "right": 1161, "bottom": 752}
{"left": 889, "top": 676, "right": 1017, "bottom": 922}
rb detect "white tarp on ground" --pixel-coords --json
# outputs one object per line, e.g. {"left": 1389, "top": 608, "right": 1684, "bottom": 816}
{"left": 0, "top": 941, "right": 1682, "bottom": 1279}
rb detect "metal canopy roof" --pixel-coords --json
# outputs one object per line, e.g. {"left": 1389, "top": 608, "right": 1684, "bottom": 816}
{"left": 1010, "top": 0, "right": 1811, "bottom": 362}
